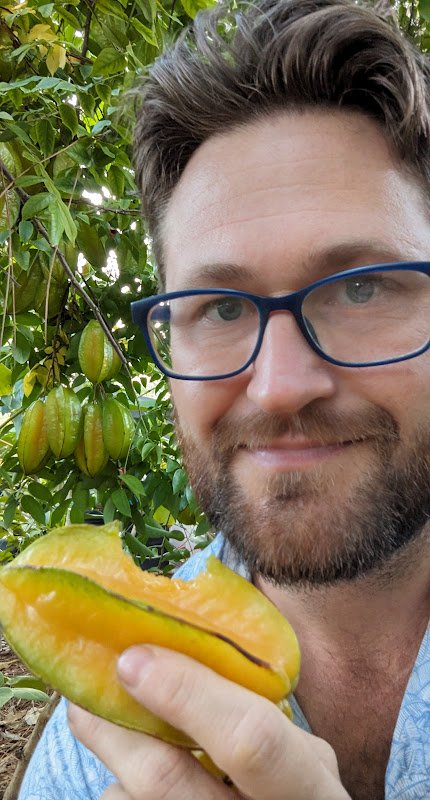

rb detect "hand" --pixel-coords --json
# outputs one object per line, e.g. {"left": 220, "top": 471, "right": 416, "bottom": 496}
{"left": 68, "top": 645, "right": 351, "bottom": 800}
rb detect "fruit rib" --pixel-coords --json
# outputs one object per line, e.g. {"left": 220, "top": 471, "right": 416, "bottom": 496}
{"left": 0, "top": 522, "right": 300, "bottom": 745}
{"left": 13, "top": 523, "right": 300, "bottom": 691}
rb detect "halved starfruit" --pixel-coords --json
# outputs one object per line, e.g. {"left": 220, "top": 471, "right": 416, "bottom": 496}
{"left": 0, "top": 522, "right": 300, "bottom": 747}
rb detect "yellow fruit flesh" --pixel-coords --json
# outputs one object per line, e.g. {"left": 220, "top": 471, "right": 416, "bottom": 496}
{"left": 15, "top": 523, "right": 300, "bottom": 692}
{"left": 0, "top": 523, "right": 300, "bottom": 746}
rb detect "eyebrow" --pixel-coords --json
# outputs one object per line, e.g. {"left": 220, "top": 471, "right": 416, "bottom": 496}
{"left": 181, "top": 240, "right": 411, "bottom": 290}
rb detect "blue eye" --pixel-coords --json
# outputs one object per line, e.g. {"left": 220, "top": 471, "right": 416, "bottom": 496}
{"left": 205, "top": 298, "right": 247, "bottom": 321}
{"left": 344, "top": 278, "right": 377, "bottom": 303}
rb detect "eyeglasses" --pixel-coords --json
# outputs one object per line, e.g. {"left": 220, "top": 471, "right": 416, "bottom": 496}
{"left": 130, "top": 262, "right": 430, "bottom": 381}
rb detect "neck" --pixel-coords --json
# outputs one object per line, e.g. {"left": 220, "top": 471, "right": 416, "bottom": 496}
{"left": 253, "top": 530, "right": 430, "bottom": 671}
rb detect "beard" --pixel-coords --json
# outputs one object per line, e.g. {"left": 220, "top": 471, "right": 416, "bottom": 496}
{"left": 175, "top": 403, "right": 430, "bottom": 588}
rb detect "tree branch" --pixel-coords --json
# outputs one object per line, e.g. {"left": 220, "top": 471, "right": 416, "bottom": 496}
{"left": 68, "top": 199, "right": 141, "bottom": 216}
{"left": 82, "top": 0, "right": 95, "bottom": 59}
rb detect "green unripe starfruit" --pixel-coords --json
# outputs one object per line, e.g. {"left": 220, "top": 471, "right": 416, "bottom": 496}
{"left": 17, "top": 400, "right": 51, "bottom": 474}
{"left": 45, "top": 386, "right": 83, "bottom": 459}
{"left": 75, "top": 403, "right": 109, "bottom": 477}
{"left": 102, "top": 398, "right": 135, "bottom": 460}
{"left": 78, "top": 320, "right": 121, "bottom": 384}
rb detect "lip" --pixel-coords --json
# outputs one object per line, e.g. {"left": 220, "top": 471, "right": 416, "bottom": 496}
{"left": 239, "top": 438, "right": 357, "bottom": 469}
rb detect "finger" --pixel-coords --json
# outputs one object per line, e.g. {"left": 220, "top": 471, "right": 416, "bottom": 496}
{"left": 68, "top": 704, "right": 234, "bottom": 800}
{"left": 116, "top": 645, "right": 349, "bottom": 800}
{"left": 101, "top": 784, "right": 130, "bottom": 800}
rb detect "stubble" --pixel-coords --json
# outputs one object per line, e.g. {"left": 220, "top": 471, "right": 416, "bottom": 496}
{"left": 175, "top": 404, "right": 430, "bottom": 587}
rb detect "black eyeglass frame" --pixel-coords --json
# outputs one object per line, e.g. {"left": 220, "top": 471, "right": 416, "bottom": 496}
{"left": 130, "top": 261, "right": 430, "bottom": 381}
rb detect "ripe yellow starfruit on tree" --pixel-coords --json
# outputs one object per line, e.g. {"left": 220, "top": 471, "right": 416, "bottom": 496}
{"left": 17, "top": 400, "right": 52, "bottom": 474}
{"left": 45, "top": 385, "right": 83, "bottom": 459}
{"left": 0, "top": 522, "right": 300, "bottom": 747}
{"left": 78, "top": 320, "right": 121, "bottom": 384}
{"left": 102, "top": 397, "right": 135, "bottom": 460}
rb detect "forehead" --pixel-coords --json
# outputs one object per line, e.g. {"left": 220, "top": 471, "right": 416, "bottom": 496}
{"left": 162, "top": 110, "right": 430, "bottom": 292}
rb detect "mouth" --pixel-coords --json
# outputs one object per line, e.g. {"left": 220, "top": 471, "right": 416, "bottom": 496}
{"left": 237, "top": 437, "right": 360, "bottom": 470}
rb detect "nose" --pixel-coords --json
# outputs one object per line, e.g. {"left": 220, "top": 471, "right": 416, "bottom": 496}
{"left": 246, "top": 311, "right": 337, "bottom": 414}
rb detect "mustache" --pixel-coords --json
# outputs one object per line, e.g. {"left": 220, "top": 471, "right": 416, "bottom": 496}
{"left": 207, "top": 404, "right": 400, "bottom": 460}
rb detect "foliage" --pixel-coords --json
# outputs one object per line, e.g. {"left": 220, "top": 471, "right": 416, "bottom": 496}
{"left": 0, "top": 670, "right": 50, "bottom": 707}
{"left": 0, "top": 0, "right": 215, "bottom": 572}
{"left": 0, "top": 0, "right": 428, "bottom": 571}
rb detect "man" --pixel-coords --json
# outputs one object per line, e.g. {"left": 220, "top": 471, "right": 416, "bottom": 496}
{"left": 19, "top": 0, "right": 429, "bottom": 798}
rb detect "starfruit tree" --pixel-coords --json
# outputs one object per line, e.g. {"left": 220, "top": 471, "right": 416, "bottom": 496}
{"left": 0, "top": 0, "right": 216, "bottom": 572}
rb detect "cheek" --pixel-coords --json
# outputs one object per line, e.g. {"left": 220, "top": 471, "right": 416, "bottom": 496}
{"left": 170, "top": 376, "right": 245, "bottom": 438}
{"left": 353, "top": 358, "right": 430, "bottom": 436}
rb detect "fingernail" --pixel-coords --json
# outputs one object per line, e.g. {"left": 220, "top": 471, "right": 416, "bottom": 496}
{"left": 117, "top": 645, "right": 155, "bottom": 687}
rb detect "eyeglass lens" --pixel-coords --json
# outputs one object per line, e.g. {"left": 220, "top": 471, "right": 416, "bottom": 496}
{"left": 148, "top": 269, "right": 429, "bottom": 377}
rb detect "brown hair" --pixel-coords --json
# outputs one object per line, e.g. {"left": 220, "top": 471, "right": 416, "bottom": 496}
{"left": 133, "top": 0, "right": 430, "bottom": 281}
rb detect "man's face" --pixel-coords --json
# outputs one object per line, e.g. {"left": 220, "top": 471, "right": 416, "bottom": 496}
{"left": 162, "top": 111, "right": 430, "bottom": 586}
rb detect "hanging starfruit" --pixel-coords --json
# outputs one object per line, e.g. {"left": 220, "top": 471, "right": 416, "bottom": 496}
{"left": 0, "top": 522, "right": 300, "bottom": 746}
{"left": 17, "top": 400, "right": 51, "bottom": 474}
{"left": 45, "top": 386, "right": 83, "bottom": 459}
{"left": 75, "top": 403, "right": 109, "bottom": 477}
{"left": 102, "top": 397, "right": 135, "bottom": 460}
{"left": 78, "top": 320, "right": 121, "bottom": 384}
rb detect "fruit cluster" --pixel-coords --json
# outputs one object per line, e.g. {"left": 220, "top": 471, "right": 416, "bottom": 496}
{"left": 17, "top": 321, "right": 135, "bottom": 476}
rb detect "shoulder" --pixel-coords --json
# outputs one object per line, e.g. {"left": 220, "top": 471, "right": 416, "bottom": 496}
{"left": 173, "top": 534, "right": 225, "bottom": 580}
{"left": 385, "top": 627, "right": 430, "bottom": 798}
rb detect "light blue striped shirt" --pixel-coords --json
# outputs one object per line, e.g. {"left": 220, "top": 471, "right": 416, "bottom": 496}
{"left": 18, "top": 535, "right": 430, "bottom": 799}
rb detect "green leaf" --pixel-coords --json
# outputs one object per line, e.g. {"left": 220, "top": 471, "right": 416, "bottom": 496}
{"left": 38, "top": 4, "right": 54, "bottom": 17}
{"left": 166, "top": 528, "right": 184, "bottom": 541}
{"left": 92, "top": 47, "right": 127, "bottom": 77}
{"left": 95, "top": 0, "right": 128, "bottom": 19}
{"left": 419, "top": 0, "right": 430, "bottom": 20}
{"left": 76, "top": 221, "right": 105, "bottom": 267}
{"left": 0, "top": 363, "right": 12, "bottom": 395}
{"left": 123, "top": 529, "right": 155, "bottom": 558}
{"left": 103, "top": 496, "right": 116, "bottom": 523}
{"left": 2, "top": 497, "right": 18, "bottom": 529}
{"left": 144, "top": 515, "right": 165, "bottom": 537}
{"left": 18, "top": 220, "right": 34, "bottom": 243}
{"left": 77, "top": 90, "right": 95, "bottom": 119}
{"left": 106, "top": 165, "right": 124, "bottom": 198}
{"left": 131, "top": 18, "right": 158, "bottom": 47}
{"left": 112, "top": 487, "right": 132, "bottom": 516}
{"left": 50, "top": 499, "right": 71, "bottom": 527}
{"left": 92, "top": 120, "right": 111, "bottom": 135}
{"left": 172, "top": 468, "right": 188, "bottom": 494}
{"left": 59, "top": 103, "right": 78, "bottom": 137}
{"left": 11, "top": 330, "right": 31, "bottom": 363}
{"left": 0, "top": 687, "right": 13, "bottom": 708}
{"left": 28, "top": 481, "right": 53, "bottom": 505}
{"left": 11, "top": 687, "right": 50, "bottom": 702}
{"left": 20, "top": 495, "right": 46, "bottom": 526}
{"left": 69, "top": 506, "right": 84, "bottom": 524}
{"left": 71, "top": 486, "right": 90, "bottom": 512}
{"left": 121, "top": 473, "right": 145, "bottom": 497}
{"left": 21, "top": 192, "right": 52, "bottom": 221}
{"left": 35, "top": 118, "right": 55, "bottom": 157}
{"left": 8, "top": 675, "right": 47, "bottom": 690}
{"left": 47, "top": 201, "right": 65, "bottom": 246}
{"left": 181, "top": 0, "right": 215, "bottom": 18}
